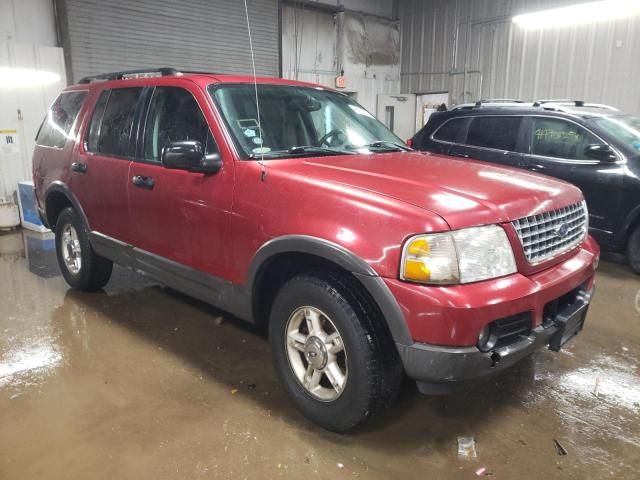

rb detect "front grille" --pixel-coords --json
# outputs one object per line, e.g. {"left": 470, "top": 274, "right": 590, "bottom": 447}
{"left": 512, "top": 201, "right": 588, "bottom": 264}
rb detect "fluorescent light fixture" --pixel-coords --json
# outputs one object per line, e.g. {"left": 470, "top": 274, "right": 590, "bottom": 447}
{"left": 513, "top": 0, "right": 640, "bottom": 29}
{"left": 0, "top": 67, "right": 61, "bottom": 88}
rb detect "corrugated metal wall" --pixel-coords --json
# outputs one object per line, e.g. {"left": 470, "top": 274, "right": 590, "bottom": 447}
{"left": 400, "top": 0, "right": 640, "bottom": 113}
{"left": 57, "top": 0, "right": 280, "bottom": 83}
{"left": 281, "top": 3, "right": 401, "bottom": 115}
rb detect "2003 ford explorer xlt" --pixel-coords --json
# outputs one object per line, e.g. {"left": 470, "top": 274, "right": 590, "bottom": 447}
{"left": 33, "top": 68, "right": 599, "bottom": 432}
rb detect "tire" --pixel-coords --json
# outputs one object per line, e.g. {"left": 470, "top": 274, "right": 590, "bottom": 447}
{"left": 628, "top": 224, "right": 640, "bottom": 274}
{"left": 268, "top": 272, "right": 403, "bottom": 432}
{"left": 54, "top": 207, "right": 113, "bottom": 291}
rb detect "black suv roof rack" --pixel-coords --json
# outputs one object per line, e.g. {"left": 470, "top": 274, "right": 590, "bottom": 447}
{"left": 474, "top": 99, "right": 525, "bottom": 106}
{"left": 533, "top": 99, "right": 585, "bottom": 107}
{"left": 77, "top": 67, "right": 220, "bottom": 84}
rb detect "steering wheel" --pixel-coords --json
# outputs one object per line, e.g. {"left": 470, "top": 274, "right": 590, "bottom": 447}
{"left": 318, "top": 129, "right": 346, "bottom": 147}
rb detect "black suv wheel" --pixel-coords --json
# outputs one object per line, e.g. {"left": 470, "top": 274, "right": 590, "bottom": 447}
{"left": 628, "top": 224, "right": 640, "bottom": 274}
{"left": 268, "top": 272, "right": 403, "bottom": 432}
{"left": 54, "top": 207, "right": 113, "bottom": 291}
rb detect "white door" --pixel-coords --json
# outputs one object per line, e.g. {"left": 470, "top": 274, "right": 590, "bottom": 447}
{"left": 415, "top": 92, "right": 449, "bottom": 132}
{"left": 376, "top": 94, "right": 416, "bottom": 141}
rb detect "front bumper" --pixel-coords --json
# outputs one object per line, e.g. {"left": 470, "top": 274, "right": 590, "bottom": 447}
{"left": 386, "top": 237, "right": 599, "bottom": 391}
{"left": 398, "top": 287, "right": 592, "bottom": 393}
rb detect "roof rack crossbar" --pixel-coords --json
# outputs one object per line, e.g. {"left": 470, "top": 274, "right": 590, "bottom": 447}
{"left": 533, "top": 99, "right": 584, "bottom": 107}
{"left": 78, "top": 67, "right": 180, "bottom": 84}
{"left": 474, "top": 98, "right": 524, "bottom": 106}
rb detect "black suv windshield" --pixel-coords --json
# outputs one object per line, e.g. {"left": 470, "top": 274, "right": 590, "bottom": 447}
{"left": 209, "top": 84, "right": 403, "bottom": 159}
{"left": 588, "top": 115, "right": 640, "bottom": 153}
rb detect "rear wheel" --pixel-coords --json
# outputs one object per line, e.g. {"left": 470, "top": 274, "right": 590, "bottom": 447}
{"left": 628, "top": 225, "right": 640, "bottom": 274}
{"left": 268, "top": 272, "right": 403, "bottom": 432}
{"left": 55, "top": 207, "right": 113, "bottom": 291}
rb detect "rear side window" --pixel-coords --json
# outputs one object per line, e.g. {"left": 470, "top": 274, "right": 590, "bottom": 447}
{"left": 530, "top": 117, "right": 604, "bottom": 160}
{"left": 432, "top": 117, "right": 471, "bottom": 143}
{"left": 467, "top": 116, "right": 522, "bottom": 151}
{"left": 86, "top": 87, "right": 143, "bottom": 157}
{"left": 36, "top": 91, "right": 87, "bottom": 148}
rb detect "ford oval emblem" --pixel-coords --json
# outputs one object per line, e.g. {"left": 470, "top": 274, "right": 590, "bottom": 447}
{"left": 554, "top": 223, "right": 570, "bottom": 238}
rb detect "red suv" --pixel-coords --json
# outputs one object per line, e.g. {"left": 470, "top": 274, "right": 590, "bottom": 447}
{"left": 33, "top": 68, "right": 599, "bottom": 431}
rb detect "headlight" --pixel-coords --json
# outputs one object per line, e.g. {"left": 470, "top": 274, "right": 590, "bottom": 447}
{"left": 400, "top": 225, "right": 517, "bottom": 284}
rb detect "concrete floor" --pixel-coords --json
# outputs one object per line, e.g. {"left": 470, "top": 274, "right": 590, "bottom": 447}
{"left": 0, "top": 229, "right": 639, "bottom": 480}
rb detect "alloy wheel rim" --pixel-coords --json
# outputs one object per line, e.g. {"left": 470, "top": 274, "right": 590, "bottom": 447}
{"left": 285, "top": 306, "right": 348, "bottom": 402}
{"left": 61, "top": 224, "right": 82, "bottom": 275}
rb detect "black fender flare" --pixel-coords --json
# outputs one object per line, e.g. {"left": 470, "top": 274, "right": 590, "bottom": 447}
{"left": 247, "top": 235, "right": 413, "bottom": 345}
{"left": 43, "top": 181, "right": 91, "bottom": 230}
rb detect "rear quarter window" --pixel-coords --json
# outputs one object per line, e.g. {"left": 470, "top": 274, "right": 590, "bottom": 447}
{"left": 36, "top": 91, "right": 88, "bottom": 148}
{"left": 432, "top": 117, "right": 471, "bottom": 143}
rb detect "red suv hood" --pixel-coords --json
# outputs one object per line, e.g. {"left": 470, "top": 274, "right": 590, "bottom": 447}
{"left": 272, "top": 151, "right": 583, "bottom": 230}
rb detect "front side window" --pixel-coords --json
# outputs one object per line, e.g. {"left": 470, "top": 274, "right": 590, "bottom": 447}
{"left": 36, "top": 91, "right": 87, "bottom": 148}
{"left": 209, "top": 84, "right": 403, "bottom": 158}
{"left": 530, "top": 117, "right": 603, "bottom": 160}
{"left": 143, "top": 87, "right": 217, "bottom": 162}
{"left": 466, "top": 116, "right": 522, "bottom": 151}
{"left": 587, "top": 115, "right": 640, "bottom": 153}
{"left": 86, "top": 87, "right": 143, "bottom": 157}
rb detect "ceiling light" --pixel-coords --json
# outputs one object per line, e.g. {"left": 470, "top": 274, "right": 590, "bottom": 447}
{"left": 513, "top": 0, "right": 640, "bottom": 29}
{"left": 0, "top": 67, "right": 61, "bottom": 88}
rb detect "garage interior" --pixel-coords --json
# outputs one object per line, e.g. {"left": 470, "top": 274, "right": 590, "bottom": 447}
{"left": 1, "top": 0, "right": 639, "bottom": 478}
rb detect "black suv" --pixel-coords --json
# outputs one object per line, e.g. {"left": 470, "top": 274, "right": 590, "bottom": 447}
{"left": 412, "top": 100, "right": 640, "bottom": 273}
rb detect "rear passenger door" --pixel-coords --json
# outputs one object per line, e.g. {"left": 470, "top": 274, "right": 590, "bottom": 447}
{"left": 71, "top": 87, "right": 145, "bottom": 244}
{"left": 430, "top": 115, "right": 525, "bottom": 168}
{"left": 521, "top": 116, "right": 624, "bottom": 239}
{"left": 460, "top": 116, "right": 526, "bottom": 167}
{"left": 127, "top": 85, "right": 234, "bottom": 277}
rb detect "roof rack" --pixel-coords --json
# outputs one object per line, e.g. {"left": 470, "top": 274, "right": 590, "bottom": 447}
{"left": 78, "top": 67, "right": 180, "bottom": 84}
{"left": 77, "top": 67, "right": 221, "bottom": 84}
{"left": 533, "top": 99, "right": 583, "bottom": 107}
{"left": 533, "top": 99, "right": 619, "bottom": 112}
{"left": 474, "top": 98, "right": 525, "bottom": 106}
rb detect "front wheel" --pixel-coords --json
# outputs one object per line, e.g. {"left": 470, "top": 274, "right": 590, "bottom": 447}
{"left": 269, "top": 272, "right": 402, "bottom": 432}
{"left": 628, "top": 224, "right": 640, "bottom": 274}
{"left": 55, "top": 207, "right": 113, "bottom": 291}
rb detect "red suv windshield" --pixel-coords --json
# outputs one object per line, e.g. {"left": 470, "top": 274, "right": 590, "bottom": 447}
{"left": 209, "top": 84, "right": 402, "bottom": 158}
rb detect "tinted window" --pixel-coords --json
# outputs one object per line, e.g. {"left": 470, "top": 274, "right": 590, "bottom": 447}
{"left": 530, "top": 117, "right": 603, "bottom": 160}
{"left": 144, "top": 87, "right": 217, "bottom": 162}
{"left": 86, "top": 90, "right": 110, "bottom": 152}
{"left": 36, "top": 91, "right": 87, "bottom": 148}
{"left": 89, "top": 88, "right": 143, "bottom": 157}
{"left": 467, "top": 116, "right": 522, "bottom": 151}
{"left": 433, "top": 117, "right": 470, "bottom": 143}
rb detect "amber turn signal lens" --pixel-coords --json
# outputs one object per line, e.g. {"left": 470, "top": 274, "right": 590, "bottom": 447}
{"left": 407, "top": 238, "right": 430, "bottom": 256}
{"left": 403, "top": 259, "right": 431, "bottom": 282}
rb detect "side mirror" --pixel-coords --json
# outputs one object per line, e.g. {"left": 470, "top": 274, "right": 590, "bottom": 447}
{"left": 161, "top": 140, "right": 222, "bottom": 174}
{"left": 584, "top": 144, "right": 617, "bottom": 162}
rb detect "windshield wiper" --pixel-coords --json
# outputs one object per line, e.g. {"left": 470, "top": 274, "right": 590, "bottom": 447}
{"left": 249, "top": 146, "right": 354, "bottom": 159}
{"left": 287, "top": 146, "right": 356, "bottom": 156}
{"left": 346, "top": 141, "right": 412, "bottom": 152}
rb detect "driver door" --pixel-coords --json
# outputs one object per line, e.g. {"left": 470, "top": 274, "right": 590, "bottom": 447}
{"left": 128, "top": 84, "right": 234, "bottom": 277}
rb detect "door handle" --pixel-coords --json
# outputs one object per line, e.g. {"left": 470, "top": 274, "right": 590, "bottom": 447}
{"left": 526, "top": 164, "right": 546, "bottom": 172}
{"left": 132, "top": 175, "right": 155, "bottom": 190}
{"left": 448, "top": 151, "right": 469, "bottom": 158}
{"left": 71, "top": 162, "right": 87, "bottom": 173}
